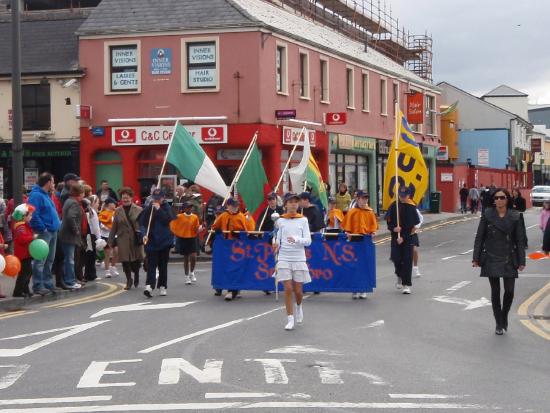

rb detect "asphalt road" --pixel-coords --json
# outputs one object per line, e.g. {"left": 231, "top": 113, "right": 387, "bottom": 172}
{"left": 0, "top": 210, "right": 548, "bottom": 412}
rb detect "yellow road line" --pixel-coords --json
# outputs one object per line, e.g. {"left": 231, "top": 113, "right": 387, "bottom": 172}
{"left": 520, "top": 320, "right": 550, "bottom": 341}
{"left": 517, "top": 281, "right": 550, "bottom": 341}
{"left": 56, "top": 283, "right": 125, "bottom": 308}
{"left": 0, "top": 310, "right": 37, "bottom": 320}
{"left": 518, "top": 281, "right": 550, "bottom": 316}
{"left": 41, "top": 282, "right": 122, "bottom": 309}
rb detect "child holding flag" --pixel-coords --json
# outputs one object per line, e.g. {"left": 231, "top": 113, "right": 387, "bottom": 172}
{"left": 273, "top": 192, "right": 312, "bottom": 331}
{"left": 170, "top": 202, "right": 201, "bottom": 285}
{"left": 12, "top": 204, "right": 38, "bottom": 298}
{"left": 341, "top": 190, "right": 378, "bottom": 299}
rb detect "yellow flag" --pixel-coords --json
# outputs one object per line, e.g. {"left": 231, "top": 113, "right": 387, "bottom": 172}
{"left": 382, "top": 110, "right": 429, "bottom": 209}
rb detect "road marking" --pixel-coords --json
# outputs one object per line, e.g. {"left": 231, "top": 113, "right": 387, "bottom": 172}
{"left": 158, "top": 359, "right": 223, "bottom": 384}
{"left": 0, "top": 396, "right": 112, "bottom": 406}
{"left": 139, "top": 306, "right": 285, "bottom": 354}
{"left": 0, "top": 311, "right": 37, "bottom": 321}
{"left": 266, "top": 345, "right": 342, "bottom": 356}
{"left": 441, "top": 256, "right": 457, "bottom": 261}
{"left": 0, "top": 365, "right": 30, "bottom": 389}
{"left": 358, "top": 320, "right": 385, "bottom": 329}
{"left": 446, "top": 281, "right": 472, "bottom": 293}
{"left": 0, "top": 320, "right": 110, "bottom": 358}
{"left": 90, "top": 302, "right": 198, "bottom": 318}
{"left": 388, "top": 394, "right": 465, "bottom": 399}
{"left": 77, "top": 360, "right": 142, "bottom": 388}
{"left": 520, "top": 320, "right": 550, "bottom": 341}
{"left": 0, "top": 401, "right": 493, "bottom": 411}
{"left": 245, "top": 359, "right": 295, "bottom": 384}
{"left": 434, "top": 240, "right": 455, "bottom": 248}
{"left": 41, "top": 283, "right": 123, "bottom": 309}
{"left": 459, "top": 249, "right": 473, "bottom": 255}
{"left": 517, "top": 281, "right": 550, "bottom": 341}
{"left": 204, "top": 393, "right": 310, "bottom": 399}
{"left": 526, "top": 224, "right": 538, "bottom": 229}
{"left": 432, "top": 296, "right": 491, "bottom": 311}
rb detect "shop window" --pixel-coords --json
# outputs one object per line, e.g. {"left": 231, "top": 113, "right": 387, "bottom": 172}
{"left": 276, "top": 43, "right": 288, "bottom": 94}
{"left": 299, "top": 51, "right": 310, "bottom": 99}
{"left": 346, "top": 67, "right": 354, "bottom": 109}
{"left": 426, "top": 94, "right": 436, "bottom": 135}
{"left": 361, "top": 72, "right": 369, "bottom": 112}
{"left": 320, "top": 58, "right": 329, "bottom": 103}
{"left": 392, "top": 81, "right": 399, "bottom": 117}
{"left": 182, "top": 37, "right": 219, "bottom": 92}
{"left": 380, "top": 78, "right": 387, "bottom": 115}
{"left": 105, "top": 42, "right": 140, "bottom": 94}
{"left": 22, "top": 84, "right": 50, "bottom": 130}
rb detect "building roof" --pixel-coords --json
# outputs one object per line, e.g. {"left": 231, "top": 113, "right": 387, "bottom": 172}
{"left": 76, "top": 0, "right": 259, "bottom": 35}
{"left": 529, "top": 104, "right": 550, "bottom": 111}
{"left": 0, "top": 11, "right": 86, "bottom": 75}
{"left": 482, "top": 84, "right": 528, "bottom": 98}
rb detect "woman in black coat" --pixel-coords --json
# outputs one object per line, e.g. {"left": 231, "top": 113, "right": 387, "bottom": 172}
{"left": 511, "top": 188, "right": 528, "bottom": 248}
{"left": 473, "top": 188, "right": 526, "bottom": 335}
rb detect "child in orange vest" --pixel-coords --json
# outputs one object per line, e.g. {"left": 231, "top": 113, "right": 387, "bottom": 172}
{"left": 342, "top": 190, "right": 378, "bottom": 300}
{"left": 170, "top": 202, "right": 201, "bottom": 285}
{"left": 98, "top": 198, "right": 118, "bottom": 277}
{"left": 326, "top": 197, "right": 345, "bottom": 232}
{"left": 12, "top": 204, "right": 37, "bottom": 298}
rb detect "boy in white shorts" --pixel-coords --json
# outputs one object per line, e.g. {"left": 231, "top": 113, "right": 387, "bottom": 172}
{"left": 273, "top": 192, "right": 312, "bottom": 331}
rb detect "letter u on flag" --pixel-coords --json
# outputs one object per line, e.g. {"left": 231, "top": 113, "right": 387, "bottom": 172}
{"left": 382, "top": 110, "right": 429, "bottom": 209}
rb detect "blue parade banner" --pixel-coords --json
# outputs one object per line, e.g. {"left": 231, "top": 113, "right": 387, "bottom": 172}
{"left": 212, "top": 233, "right": 376, "bottom": 292}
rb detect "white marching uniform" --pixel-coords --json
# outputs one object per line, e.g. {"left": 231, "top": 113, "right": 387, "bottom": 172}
{"left": 274, "top": 216, "right": 312, "bottom": 283}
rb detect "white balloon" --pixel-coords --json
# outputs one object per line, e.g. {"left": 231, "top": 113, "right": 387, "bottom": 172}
{"left": 271, "top": 212, "right": 280, "bottom": 222}
{"left": 95, "top": 238, "right": 107, "bottom": 252}
{"left": 0, "top": 254, "right": 5, "bottom": 273}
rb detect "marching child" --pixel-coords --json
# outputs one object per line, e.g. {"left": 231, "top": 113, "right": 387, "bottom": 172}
{"left": 326, "top": 197, "right": 345, "bottom": 232}
{"left": 12, "top": 204, "right": 37, "bottom": 298}
{"left": 98, "top": 198, "right": 118, "bottom": 277}
{"left": 273, "top": 192, "right": 312, "bottom": 331}
{"left": 170, "top": 202, "right": 201, "bottom": 285}
{"left": 341, "top": 190, "right": 378, "bottom": 299}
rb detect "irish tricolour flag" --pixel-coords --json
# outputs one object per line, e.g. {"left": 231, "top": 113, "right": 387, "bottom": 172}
{"left": 166, "top": 123, "right": 229, "bottom": 198}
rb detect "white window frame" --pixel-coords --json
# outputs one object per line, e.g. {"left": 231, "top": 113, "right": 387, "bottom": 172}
{"left": 181, "top": 36, "right": 220, "bottom": 93}
{"left": 425, "top": 93, "right": 437, "bottom": 136}
{"left": 320, "top": 56, "right": 330, "bottom": 104}
{"left": 380, "top": 77, "right": 388, "bottom": 116}
{"left": 392, "top": 81, "right": 399, "bottom": 118}
{"left": 346, "top": 66, "right": 355, "bottom": 110}
{"left": 299, "top": 49, "right": 310, "bottom": 100}
{"left": 275, "top": 42, "right": 288, "bottom": 95}
{"left": 104, "top": 40, "right": 141, "bottom": 95}
{"left": 361, "top": 70, "right": 369, "bottom": 112}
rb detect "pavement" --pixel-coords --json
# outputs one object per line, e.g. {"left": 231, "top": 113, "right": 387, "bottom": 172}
{"left": 0, "top": 210, "right": 548, "bottom": 412}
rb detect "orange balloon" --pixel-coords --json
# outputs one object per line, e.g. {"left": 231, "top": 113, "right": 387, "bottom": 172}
{"left": 3, "top": 255, "right": 21, "bottom": 277}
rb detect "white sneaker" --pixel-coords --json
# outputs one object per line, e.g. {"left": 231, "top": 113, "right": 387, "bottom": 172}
{"left": 159, "top": 287, "right": 167, "bottom": 296}
{"left": 224, "top": 292, "right": 233, "bottom": 301}
{"left": 359, "top": 292, "right": 368, "bottom": 299}
{"left": 413, "top": 266, "right": 421, "bottom": 278}
{"left": 144, "top": 285, "right": 152, "bottom": 298}
{"left": 352, "top": 293, "right": 359, "bottom": 299}
{"left": 70, "top": 283, "right": 82, "bottom": 290}
{"left": 395, "top": 277, "right": 403, "bottom": 290}
{"left": 295, "top": 305, "right": 303, "bottom": 324}
{"left": 285, "top": 315, "right": 295, "bottom": 331}
{"left": 185, "top": 276, "right": 192, "bottom": 285}
{"left": 110, "top": 266, "right": 119, "bottom": 276}
{"left": 104, "top": 269, "right": 112, "bottom": 278}
{"left": 402, "top": 286, "right": 411, "bottom": 294}
{"left": 190, "top": 272, "right": 197, "bottom": 283}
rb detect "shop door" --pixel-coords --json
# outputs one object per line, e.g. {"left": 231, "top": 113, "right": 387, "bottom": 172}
{"left": 94, "top": 151, "right": 123, "bottom": 194}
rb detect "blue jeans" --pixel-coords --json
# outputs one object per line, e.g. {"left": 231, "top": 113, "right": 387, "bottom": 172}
{"left": 61, "top": 243, "right": 77, "bottom": 286}
{"left": 32, "top": 230, "right": 58, "bottom": 291}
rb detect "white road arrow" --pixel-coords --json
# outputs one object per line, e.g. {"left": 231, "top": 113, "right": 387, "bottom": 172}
{"left": 432, "top": 295, "right": 491, "bottom": 311}
{"left": 90, "top": 302, "right": 198, "bottom": 318}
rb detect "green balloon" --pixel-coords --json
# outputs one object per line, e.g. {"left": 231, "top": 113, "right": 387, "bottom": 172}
{"left": 29, "top": 239, "right": 49, "bottom": 260}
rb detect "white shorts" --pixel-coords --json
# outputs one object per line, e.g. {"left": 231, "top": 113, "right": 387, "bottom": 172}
{"left": 276, "top": 261, "right": 311, "bottom": 284}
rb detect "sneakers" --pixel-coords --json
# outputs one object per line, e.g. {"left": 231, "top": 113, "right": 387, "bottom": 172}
{"left": 36, "top": 288, "right": 52, "bottom": 296}
{"left": 359, "top": 292, "right": 368, "bottom": 299}
{"left": 110, "top": 266, "right": 119, "bottom": 277}
{"left": 190, "top": 272, "right": 197, "bottom": 283}
{"left": 413, "top": 266, "right": 421, "bottom": 278}
{"left": 214, "top": 289, "right": 222, "bottom": 296}
{"left": 224, "top": 292, "right": 233, "bottom": 301}
{"left": 104, "top": 268, "right": 112, "bottom": 278}
{"left": 144, "top": 285, "right": 152, "bottom": 298}
{"left": 395, "top": 277, "right": 403, "bottom": 290}
{"left": 68, "top": 283, "right": 82, "bottom": 290}
{"left": 352, "top": 293, "right": 359, "bottom": 299}
{"left": 402, "top": 286, "right": 411, "bottom": 294}
{"left": 185, "top": 276, "right": 192, "bottom": 285}
{"left": 295, "top": 305, "right": 304, "bottom": 324}
{"left": 285, "top": 315, "right": 295, "bottom": 331}
{"left": 159, "top": 287, "right": 167, "bottom": 296}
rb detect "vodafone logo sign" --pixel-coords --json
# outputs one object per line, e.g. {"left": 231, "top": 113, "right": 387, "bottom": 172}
{"left": 112, "top": 125, "right": 227, "bottom": 146}
{"left": 325, "top": 112, "right": 347, "bottom": 125}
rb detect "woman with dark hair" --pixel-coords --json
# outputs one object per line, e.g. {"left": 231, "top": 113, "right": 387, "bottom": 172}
{"left": 511, "top": 187, "right": 528, "bottom": 248}
{"left": 109, "top": 187, "right": 144, "bottom": 290}
{"left": 335, "top": 182, "right": 352, "bottom": 213}
{"left": 473, "top": 188, "right": 526, "bottom": 335}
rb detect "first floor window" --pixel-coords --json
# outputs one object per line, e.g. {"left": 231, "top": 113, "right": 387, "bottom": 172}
{"left": 186, "top": 41, "right": 217, "bottom": 90}
{"left": 110, "top": 44, "right": 139, "bottom": 92}
{"left": 22, "top": 83, "right": 50, "bottom": 130}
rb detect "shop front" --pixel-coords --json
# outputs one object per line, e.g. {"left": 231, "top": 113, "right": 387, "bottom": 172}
{"left": 420, "top": 143, "right": 437, "bottom": 210}
{"left": 376, "top": 139, "right": 391, "bottom": 213}
{"left": 0, "top": 142, "right": 79, "bottom": 198}
{"left": 329, "top": 133, "right": 377, "bottom": 208}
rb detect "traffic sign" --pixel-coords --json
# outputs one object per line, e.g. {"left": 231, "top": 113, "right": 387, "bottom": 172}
{"left": 325, "top": 112, "right": 347, "bottom": 125}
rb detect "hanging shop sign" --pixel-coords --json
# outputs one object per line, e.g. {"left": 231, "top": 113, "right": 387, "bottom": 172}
{"left": 282, "top": 126, "right": 316, "bottom": 147}
{"left": 436, "top": 145, "right": 449, "bottom": 161}
{"left": 325, "top": 112, "right": 347, "bottom": 125}
{"left": 406, "top": 92, "right": 424, "bottom": 124}
{"left": 112, "top": 125, "right": 227, "bottom": 146}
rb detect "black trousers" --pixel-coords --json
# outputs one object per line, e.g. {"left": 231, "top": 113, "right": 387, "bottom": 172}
{"left": 145, "top": 248, "right": 170, "bottom": 289}
{"left": 489, "top": 278, "right": 515, "bottom": 327}
{"left": 13, "top": 258, "right": 32, "bottom": 296}
{"left": 391, "top": 237, "right": 414, "bottom": 286}
{"left": 84, "top": 235, "right": 97, "bottom": 281}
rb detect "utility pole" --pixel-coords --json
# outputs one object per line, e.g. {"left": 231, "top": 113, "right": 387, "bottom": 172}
{"left": 11, "top": 0, "right": 24, "bottom": 205}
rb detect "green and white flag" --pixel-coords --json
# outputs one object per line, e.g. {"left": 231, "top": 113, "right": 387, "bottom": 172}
{"left": 166, "top": 123, "right": 229, "bottom": 198}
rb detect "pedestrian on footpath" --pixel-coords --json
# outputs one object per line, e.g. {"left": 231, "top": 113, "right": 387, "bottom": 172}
{"left": 273, "top": 192, "right": 312, "bottom": 331}
{"left": 539, "top": 201, "right": 550, "bottom": 235}
{"left": 99, "top": 198, "right": 119, "bottom": 278}
{"left": 542, "top": 216, "right": 550, "bottom": 254}
{"left": 412, "top": 207, "right": 424, "bottom": 278}
{"left": 84, "top": 195, "right": 100, "bottom": 282}
{"left": 12, "top": 204, "right": 37, "bottom": 297}
{"left": 473, "top": 188, "right": 525, "bottom": 335}
{"left": 385, "top": 186, "right": 420, "bottom": 295}
{"left": 468, "top": 185, "right": 480, "bottom": 214}
{"left": 211, "top": 198, "right": 248, "bottom": 300}
{"left": 109, "top": 187, "right": 144, "bottom": 290}
{"left": 170, "top": 202, "right": 201, "bottom": 285}
{"left": 341, "top": 190, "right": 377, "bottom": 299}
{"left": 335, "top": 182, "right": 352, "bottom": 213}
{"left": 140, "top": 189, "right": 175, "bottom": 298}
{"left": 459, "top": 184, "right": 469, "bottom": 214}
{"left": 28, "top": 173, "right": 61, "bottom": 296}
{"left": 511, "top": 188, "right": 528, "bottom": 249}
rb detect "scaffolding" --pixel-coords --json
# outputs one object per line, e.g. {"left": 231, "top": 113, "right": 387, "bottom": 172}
{"left": 265, "top": 0, "right": 433, "bottom": 82}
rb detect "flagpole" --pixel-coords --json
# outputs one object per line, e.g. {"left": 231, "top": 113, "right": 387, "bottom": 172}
{"left": 143, "top": 120, "right": 180, "bottom": 245}
{"left": 394, "top": 101, "right": 401, "bottom": 241}
{"left": 257, "top": 126, "right": 306, "bottom": 231}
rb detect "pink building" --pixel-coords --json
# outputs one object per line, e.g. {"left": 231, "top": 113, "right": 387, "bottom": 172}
{"left": 77, "top": 0, "right": 441, "bottom": 209}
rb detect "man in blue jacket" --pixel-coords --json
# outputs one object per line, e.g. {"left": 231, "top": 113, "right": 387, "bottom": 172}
{"left": 28, "top": 173, "right": 61, "bottom": 295}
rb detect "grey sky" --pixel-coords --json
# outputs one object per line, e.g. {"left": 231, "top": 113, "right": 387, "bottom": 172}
{"left": 388, "top": 0, "right": 550, "bottom": 103}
